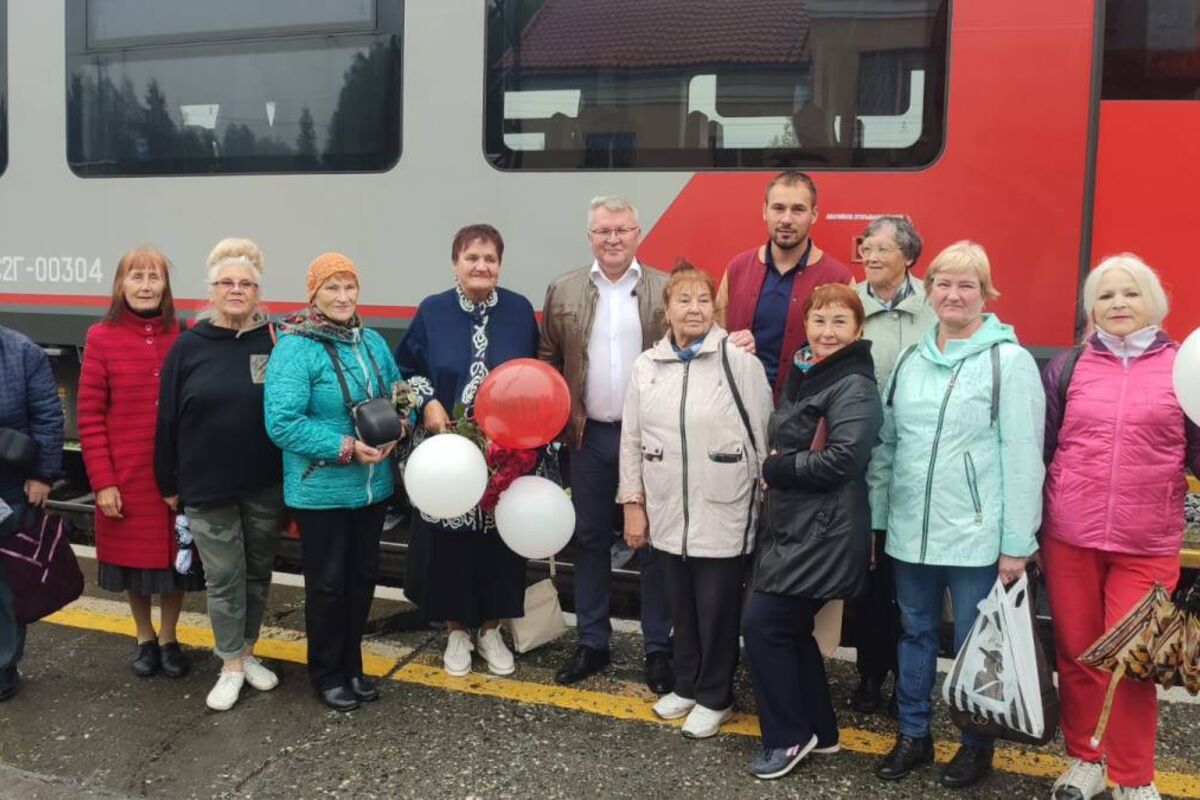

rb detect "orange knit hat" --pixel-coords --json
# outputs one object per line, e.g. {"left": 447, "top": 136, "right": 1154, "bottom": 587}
{"left": 306, "top": 252, "right": 359, "bottom": 301}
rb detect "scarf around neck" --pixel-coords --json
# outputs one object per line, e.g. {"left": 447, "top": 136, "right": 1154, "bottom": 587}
{"left": 277, "top": 304, "right": 361, "bottom": 343}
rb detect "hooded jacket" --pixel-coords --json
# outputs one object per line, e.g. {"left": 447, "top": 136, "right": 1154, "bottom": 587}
{"left": 155, "top": 317, "right": 282, "bottom": 509}
{"left": 263, "top": 309, "right": 401, "bottom": 511}
{"left": 751, "top": 339, "right": 882, "bottom": 598}
{"left": 617, "top": 327, "right": 772, "bottom": 559}
{"left": 867, "top": 314, "right": 1045, "bottom": 567}
{"left": 1041, "top": 332, "right": 1200, "bottom": 556}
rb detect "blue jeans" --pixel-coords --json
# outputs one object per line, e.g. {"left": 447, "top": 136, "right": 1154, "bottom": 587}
{"left": 570, "top": 421, "right": 671, "bottom": 655}
{"left": 0, "top": 500, "right": 29, "bottom": 671}
{"left": 893, "top": 559, "right": 997, "bottom": 748}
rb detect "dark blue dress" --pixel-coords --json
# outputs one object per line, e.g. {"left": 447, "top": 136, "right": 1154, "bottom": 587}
{"left": 395, "top": 286, "right": 539, "bottom": 625}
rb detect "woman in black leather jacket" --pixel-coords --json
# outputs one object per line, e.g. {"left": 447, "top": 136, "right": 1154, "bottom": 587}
{"left": 743, "top": 284, "right": 883, "bottom": 780}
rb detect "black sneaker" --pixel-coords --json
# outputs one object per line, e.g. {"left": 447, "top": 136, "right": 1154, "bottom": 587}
{"left": 940, "top": 744, "right": 994, "bottom": 789}
{"left": 131, "top": 640, "right": 161, "bottom": 677}
{"left": 875, "top": 734, "right": 934, "bottom": 781}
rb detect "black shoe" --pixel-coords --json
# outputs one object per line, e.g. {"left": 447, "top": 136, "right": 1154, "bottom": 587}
{"left": 131, "top": 640, "right": 161, "bottom": 677}
{"left": 318, "top": 686, "right": 360, "bottom": 712}
{"left": 554, "top": 646, "right": 610, "bottom": 685}
{"left": 159, "top": 642, "right": 191, "bottom": 679}
{"left": 644, "top": 652, "right": 673, "bottom": 695}
{"left": 875, "top": 734, "right": 934, "bottom": 781}
{"left": 848, "top": 674, "right": 884, "bottom": 713}
{"left": 940, "top": 744, "right": 994, "bottom": 789}
{"left": 349, "top": 676, "right": 380, "bottom": 702}
{"left": 0, "top": 665, "right": 17, "bottom": 702}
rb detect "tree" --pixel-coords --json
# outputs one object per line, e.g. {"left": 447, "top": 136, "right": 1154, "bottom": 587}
{"left": 296, "top": 106, "right": 318, "bottom": 168}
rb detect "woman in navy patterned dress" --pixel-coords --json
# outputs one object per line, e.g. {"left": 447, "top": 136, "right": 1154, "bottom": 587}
{"left": 395, "top": 224, "right": 539, "bottom": 678}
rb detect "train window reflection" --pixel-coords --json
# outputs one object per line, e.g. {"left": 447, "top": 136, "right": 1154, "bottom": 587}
{"left": 1102, "top": 0, "right": 1200, "bottom": 100}
{"left": 66, "top": 0, "right": 402, "bottom": 177}
{"left": 484, "top": 0, "right": 948, "bottom": 170}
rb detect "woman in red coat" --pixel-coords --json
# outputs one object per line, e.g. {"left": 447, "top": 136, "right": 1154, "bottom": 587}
{"left": 78, "top": 246, "right": 203, "bottom": 678}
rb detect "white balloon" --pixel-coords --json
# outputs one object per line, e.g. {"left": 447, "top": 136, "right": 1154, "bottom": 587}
{"left": 402, "top": 434, "right": 488, "bottom": 519}
{"left": 1175, "top": 328, "right": 1200, "bottom": 426}
{"left": 494, "top": 476, "right": 576, "bottom": 559}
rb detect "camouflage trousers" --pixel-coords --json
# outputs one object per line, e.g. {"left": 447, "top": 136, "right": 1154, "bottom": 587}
{"left": 186, "top": 484, "right": 284, "bottom": 660}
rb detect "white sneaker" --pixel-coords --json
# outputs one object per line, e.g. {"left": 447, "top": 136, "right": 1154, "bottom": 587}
{"left": 242, "top": 656, "right": 279, "bottom": 691}
{"left": 476, "top": 628, "right": 516, "bottom": 676}
{"left": 1052, "top": 758, "right": 1106, "bottom": 800}
{"left": 443, "top": 630, "right": 474, "bottom": 677}
{"left": 653, "top": 692, "right": 696, "bottom": 721}
{"left": 681, "top": 704, "right": 733, "bottom": 739}
{"left": 206, "top": 669, "right": 245, "bottom": 711}
{"left": 1113, "top": 785, "right": 1161, "bottom": 800}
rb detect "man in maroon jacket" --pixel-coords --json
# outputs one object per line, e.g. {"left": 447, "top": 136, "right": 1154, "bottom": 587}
{"left": 715, "top": 171, "right": 853, "bottom": 403}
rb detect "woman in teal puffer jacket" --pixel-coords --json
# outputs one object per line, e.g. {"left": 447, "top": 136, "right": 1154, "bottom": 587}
{"left": 867, "top": 241, "right": 1045, "bottom": 791}
{"left": 264, "top": 252, "right": 401, "bottom": 713}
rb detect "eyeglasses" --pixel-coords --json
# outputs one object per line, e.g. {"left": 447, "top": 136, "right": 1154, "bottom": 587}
{"left": 859, "top": 244, "right": 900, "bottom": 258}
{"left": 212, "top": 278, "right": 258, "bottom": 291}
{"left": 589, "top": 227, "right": 639, "bottom": 239}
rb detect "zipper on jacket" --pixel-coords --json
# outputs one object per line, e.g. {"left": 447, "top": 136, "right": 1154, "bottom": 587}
{"left": 963, "top": 452, "right": 982, "bottom": 524}
{"left": 1103, "top": 359, "right": 1131, "bottom": 547}
{"left": 919, "top": 362, "right": 964, "bottom": 563}
{"left": 679, "top": 360, "right": 692, "bottom": 560}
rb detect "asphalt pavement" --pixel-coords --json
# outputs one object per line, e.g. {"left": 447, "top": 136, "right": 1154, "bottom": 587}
{"left": 1, "top": 557, "right": 1198, "bottom": 800}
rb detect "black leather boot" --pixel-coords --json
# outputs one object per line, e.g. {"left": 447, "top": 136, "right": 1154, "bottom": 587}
{"left": 875, "top": 734, "right": 934, "bottom": 781}
{"left": 847, "top": 674, "right": 884, "bottom": 713}
{"left": 318, "top": 685, "right": 360, "bottom": 712}
{"left": 940, "top": 744, "right": 994, "bottom": 789}
{"left": 349, "top": 676, "right": 380, "bottom": 702}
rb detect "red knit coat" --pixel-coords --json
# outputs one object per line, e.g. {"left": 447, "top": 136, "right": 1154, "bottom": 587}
{"left": 78, "top": 309, "right": 179, "bottom": 569}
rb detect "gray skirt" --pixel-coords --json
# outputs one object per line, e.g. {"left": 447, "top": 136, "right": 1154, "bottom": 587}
{"left": 98, "top": 562, "right": 205, "bottom": 595}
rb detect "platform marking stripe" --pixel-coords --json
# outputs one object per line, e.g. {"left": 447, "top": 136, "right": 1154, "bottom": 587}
{"left": 43, "top": 606, "right": 1200, "bottom": 799}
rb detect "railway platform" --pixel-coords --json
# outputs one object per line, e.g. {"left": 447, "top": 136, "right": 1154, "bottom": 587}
{"left": 2, "top": 552, "right": 1200, "bottom": 800}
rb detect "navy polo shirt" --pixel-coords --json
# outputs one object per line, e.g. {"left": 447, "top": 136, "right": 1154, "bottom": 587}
{"left": 751, "top": 240, "right": 811, "bottom": 387}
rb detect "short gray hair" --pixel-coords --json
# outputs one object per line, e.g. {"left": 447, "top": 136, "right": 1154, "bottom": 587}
{"left": 587, "top": 195, "right": 640, "bottom": 229}
{"left": 862, "top": 216, "right": 923, "bottom": 265}
{"left": 1082, "top": 253, "right": 1169, "bottom": 333}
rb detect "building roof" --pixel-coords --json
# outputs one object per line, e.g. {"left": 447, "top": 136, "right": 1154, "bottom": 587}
{"left": 498, "top": 0, "right": 811, "bottom": 70}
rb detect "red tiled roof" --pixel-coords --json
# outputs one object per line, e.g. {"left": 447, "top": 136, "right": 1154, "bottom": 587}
{"left": 500, "top": 0, "right": 811, "bottom": 70}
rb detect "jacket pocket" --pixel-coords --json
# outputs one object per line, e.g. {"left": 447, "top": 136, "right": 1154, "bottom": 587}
{"left": 704, "top": 440, "right": 750, "bottom": 504}
{"left": 640, "top": 439, "right": 670, "bottom": 504}
{"left": 963, "top": 452, "right": 982, "bottom": 525}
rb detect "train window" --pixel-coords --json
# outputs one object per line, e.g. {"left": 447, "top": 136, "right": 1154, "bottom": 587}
{"left": 1102, "top": 0, "right": 1200, "bottom": 99}
{"left": 0, "top": 0, "right": 7, "bottom": 176}
{"left": 65, "top": 0, "right": 402, "bottom": 176}
{"left": 484, "top": 0, "right": 948, "bottom": 170}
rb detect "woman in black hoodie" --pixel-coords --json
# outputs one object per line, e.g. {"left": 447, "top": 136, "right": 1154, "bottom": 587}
{"left": 154, "top": 238, "right": 284, "bottom": 713}
{"left": 743, "top": 283, "right": 883, "bottom": 781}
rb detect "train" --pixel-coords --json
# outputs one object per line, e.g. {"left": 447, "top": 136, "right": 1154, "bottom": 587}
{"left": 0, "top": 0, "right": 1197, "bottom": 587}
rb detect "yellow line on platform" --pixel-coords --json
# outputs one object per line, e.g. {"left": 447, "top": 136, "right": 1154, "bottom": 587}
{"left": 44, "top": 605, "right": 1200, "bottom": 799}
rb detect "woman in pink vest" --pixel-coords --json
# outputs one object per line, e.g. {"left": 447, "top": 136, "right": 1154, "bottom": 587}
{"left": 1041, "top": 254, "right": 1200, "bottom": 800}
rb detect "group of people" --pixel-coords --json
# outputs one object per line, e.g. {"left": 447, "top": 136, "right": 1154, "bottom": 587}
{"left": 0, "top": 171, "right": 1196, "bottom": 800}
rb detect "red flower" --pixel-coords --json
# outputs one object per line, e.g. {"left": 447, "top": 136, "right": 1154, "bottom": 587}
{"left": 480, "top": 443, "right": 539, "bottom": 512}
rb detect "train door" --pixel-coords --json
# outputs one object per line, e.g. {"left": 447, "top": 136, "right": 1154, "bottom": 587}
{"left": 1089, "top": 0, "right": 1200, "bottom": 337}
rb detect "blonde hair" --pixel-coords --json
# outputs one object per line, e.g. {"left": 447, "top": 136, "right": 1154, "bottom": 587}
{"left": 1082, "top": 253, "right": 1169, "bottom": 335}
{"left": 587, "top": 195, "right": 640, "bottom": 228}
{"left": 201, "top": 237, "right": 266, "bottom": 324}
{"left": 924, "top": 240, "right": 1000, "bottom": 300}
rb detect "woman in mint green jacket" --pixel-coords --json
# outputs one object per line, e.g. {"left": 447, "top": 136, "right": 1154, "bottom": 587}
{"left": 264, "top": 252, "right": 401, "bottom": 713}
{"left": 867, "top": 242, "right": 1044, "bottom": 791}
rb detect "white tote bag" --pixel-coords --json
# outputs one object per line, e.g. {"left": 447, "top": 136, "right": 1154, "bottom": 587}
{"left": 506, "top": 557, "right": 568, "bottom": 654}
{"left": 942, "top": 573, "right": 1048, "bottom": 742}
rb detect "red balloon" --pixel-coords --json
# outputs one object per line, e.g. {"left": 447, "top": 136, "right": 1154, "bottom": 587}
{"left": 474, "top": 359, "right": 571, "bottom": 449}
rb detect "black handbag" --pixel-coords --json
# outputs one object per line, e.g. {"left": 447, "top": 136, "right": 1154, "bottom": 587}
{"left": 320, "top": 341, "right": 403, "bottom": 447}
{"left": 0, "top": 428, "right": 39, "bottom": 471}
{"left": 0, "top": 508, "right": 84, "bottom": 623}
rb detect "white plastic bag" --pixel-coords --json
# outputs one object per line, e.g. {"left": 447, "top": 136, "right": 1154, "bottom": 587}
{"left": 942, "top": 573, "right": 1049, "bottom": 742}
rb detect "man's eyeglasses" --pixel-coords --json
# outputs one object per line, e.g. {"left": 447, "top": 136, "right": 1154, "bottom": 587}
{"left": 212, "top": 278, "right": 258, "bottom": 291}
{"left": 589, "top": 227, "right": 639, "bottom": 239}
